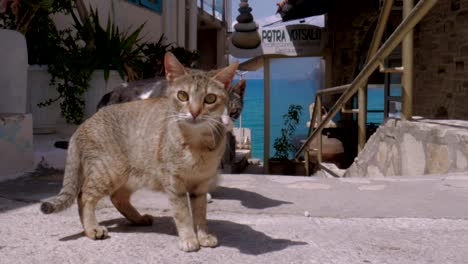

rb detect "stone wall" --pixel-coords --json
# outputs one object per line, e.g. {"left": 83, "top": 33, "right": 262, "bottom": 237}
{"left": 324, "top": 1, "right": 381, "bottom": 161}
{"left": 325, "top": 0, "right": 468, "bottom": 120}
{"left": 345, "top": 119, "right": 468, "bottom": 177}
{"left": 414, "top": 0, "right": 468, "bottom": 119}
{"left": 326, "top": 0, "right": 380, "bottom": 87}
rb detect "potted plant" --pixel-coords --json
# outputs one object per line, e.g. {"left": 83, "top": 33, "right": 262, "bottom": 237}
{"left": 0, "top": 0, "right": 60, "bottom": 115}
{"left": 0, "top": 0, "right": 76, "bottom": 133}
{"left": 37, "top": 6, "right": 145, "bottom": 124}
{"left": 268, "top": 104, "right": 306, "bottom": 175}
{"left": 38, "top": 5, "right": 201, "bottom": 125}
{"left": 138, "top": 35, "right": 200, "bottom": 79}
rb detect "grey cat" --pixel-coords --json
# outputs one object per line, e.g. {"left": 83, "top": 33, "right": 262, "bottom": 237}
{"left": 96, "top": 75, "right": 246, "bottom": 123}
{"left": 54, "top": 73, "right": 245, "bottom": 150}
{"left": 95, "top": 73, "right": 246, "bottom": 165}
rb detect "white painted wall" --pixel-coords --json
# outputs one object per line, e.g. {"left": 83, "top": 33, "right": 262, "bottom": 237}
{"left": 176, "top": 0, "right": 185, "bottom": 47}
{"left": 163, "top": 0, "right": 177, "bottom": 45}
{"left": 84, "top": 70, "right": 124, "bottom": 118}
{"left": 52, "top": 0, "right": 165, "bottom": 43}
{"left": 51, "top": 0, "right": 228, "bottom": 60}
{"left": 27, "top": 65, "right": 61, "bottom": 134}
{"left": 187, "top": 0, "right": 198, "bottom": 50}
{"left": 0, "top": 29, "right": 28, "bottom": 114}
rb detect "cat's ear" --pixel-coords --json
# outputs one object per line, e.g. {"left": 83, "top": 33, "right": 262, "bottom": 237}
{"left": 232, "top": 79, "right": 246, "bottom": 98}
{"left": 164, "top": 52, "right": 187, "bottom": 82}
{"left": 212, "top": 62, "right": 239, "bottom": 89}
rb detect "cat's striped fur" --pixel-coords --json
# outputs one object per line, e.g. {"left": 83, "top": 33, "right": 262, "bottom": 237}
{"left": 41, "top": 52, "right": 239, "bottom": 252}
{"left": 96, "top": 74, "right": 246, "bottom": 125}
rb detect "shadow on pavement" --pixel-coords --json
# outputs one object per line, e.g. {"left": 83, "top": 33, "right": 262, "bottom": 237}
{"left": 212, "top": 186, "right": 293, "bottom": 209}
{"left": 0, "top": 171, "right": 292, "bottom": 213}
{"left": 60, "top": 216, "right": 307, "bottom": 255}
{"left": 0, "top": 166, "right": 63, "bottom": 213}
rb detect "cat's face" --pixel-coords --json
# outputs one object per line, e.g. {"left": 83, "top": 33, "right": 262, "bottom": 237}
{"left": 164, "top": 52, "right": 239, "bottom": 127}
{"left": 227, "top": 79, "right": 246, "bottom": 120}
{"left": 168, "top": 74, "right": 228, "bottom": 126}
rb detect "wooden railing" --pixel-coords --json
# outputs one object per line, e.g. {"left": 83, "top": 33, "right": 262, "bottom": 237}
{"left": 294, "top": 0, "right": 439, "bottom": 176}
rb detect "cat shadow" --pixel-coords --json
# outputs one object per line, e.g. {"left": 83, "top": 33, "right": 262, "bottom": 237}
{"left": 212, "top": 186, "right": 293, "bottom": 209}
{"left": 60, "top": 216, "right": 307, "bottom": 255}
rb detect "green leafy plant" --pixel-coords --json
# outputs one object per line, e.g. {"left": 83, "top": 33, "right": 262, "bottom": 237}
{"left": 139, "top": 34, "right": 171, "bottom": 78}
{"left": 70, "top": 7, "right": 146, "bottom": 81}
{"left": 13, "top": 2, "right": 200, "bottom": 125}
{"left": 139, "top": 36, "right": 200, "bottom": 79}
{"left": 272, "top": 104, "right": 303, "bottom": 160}
{"left": 0, "top": 0, "right": 72, "bottom": 64}
{"left": 0, "top": 0, "right": 56, "bottom": 34}
{"left": 39, "top": 26, "right": 94, "bottom": 124}
{"left": 168, "top": 46, "right": 200, "bottom": 69}
{"left": 40, "top": 6, "right": 146, "bottom": 124}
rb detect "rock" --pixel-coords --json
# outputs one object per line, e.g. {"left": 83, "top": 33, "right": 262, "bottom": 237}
{"left": 231, "top": 31, "right": 261, "bottom": 49}
{"left": 377, "top": 142, "right": 388, "bottom": 165}
{"left": 456, "top": 150, "right": 467, "bottom": 170}
{"left": 239, "top": 2, "right": 249, "bottom": 8}
{"left": 232, "top": 0, "right": 260, "bottom": 49}
{"left": 236, "top": 13, "right": 253, "bottom": 23}
{"left": 401, "top": 133, "right": 425, "bottom": 176}
{"left": 234, "top": 21, "right": 258, "bottom": 32}
{"left": 426, "top": 143, "right": 451, "bottom": 174}
{"left": 238, "top": 7, "right": 252, "bottom": 14}
{"left": 367, "top": 165, "right": 384, "bottom": 178}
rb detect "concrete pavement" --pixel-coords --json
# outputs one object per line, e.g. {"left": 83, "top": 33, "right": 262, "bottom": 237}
{"left": 1, "top": 169, "right": 468, "bottom": 263}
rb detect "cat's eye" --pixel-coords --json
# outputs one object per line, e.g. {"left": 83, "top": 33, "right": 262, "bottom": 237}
{"left": 177, "top": 91, "right": 189, "bottom": 102}
{"left": 204, "top": 94, "right": 217, "bottom": 104}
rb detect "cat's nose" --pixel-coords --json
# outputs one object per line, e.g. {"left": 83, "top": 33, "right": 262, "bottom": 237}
{"left": 190, "top": 111, "right": 200, "bottom": 119}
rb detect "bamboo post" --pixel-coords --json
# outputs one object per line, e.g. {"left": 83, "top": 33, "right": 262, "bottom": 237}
{"left": 402, "top": 0, "right": 414, "bottom": 120}
{"left": 358, "top": 0, "right": 394, "bottom": 151}
{"left": 264, "top": 57, "right": 271, "bottom": 173}
{"left": 316, "top": 96, "right": 323, "bottom": 163}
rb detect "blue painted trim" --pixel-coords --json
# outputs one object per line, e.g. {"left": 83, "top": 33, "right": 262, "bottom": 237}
{"left": 140, "top": 0, "right": 162, "bottom": 14}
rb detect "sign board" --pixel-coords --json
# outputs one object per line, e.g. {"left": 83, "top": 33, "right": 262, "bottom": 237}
{"left": 230, "top": 24, "right": 327, "bottom": 58}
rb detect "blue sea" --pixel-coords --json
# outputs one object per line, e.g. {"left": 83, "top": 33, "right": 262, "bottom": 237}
{"left": 234, "top": 79, "right": 401, "bottom": 160}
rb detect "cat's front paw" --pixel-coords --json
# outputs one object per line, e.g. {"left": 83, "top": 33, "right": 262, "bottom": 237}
{"left": 178, "top": 237, "right": 200, "bottom": 252}
{"left": 132, "top": 214, "right": 153, "bottom": 226}
{"left": 198, "top": 233, "right": 218, "bottom": 248}
{"left": 85, "top": 225, "right": 108, "bottom": 240}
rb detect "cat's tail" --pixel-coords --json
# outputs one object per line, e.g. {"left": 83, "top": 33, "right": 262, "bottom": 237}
{"left": 40, "top": 137, "right": 82, "bottom": 214}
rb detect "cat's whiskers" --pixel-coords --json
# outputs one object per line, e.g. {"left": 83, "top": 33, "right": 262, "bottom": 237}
{"left": 204, "top": 116, "right": 224, "bottom": 126}
{"left": 205, "top": 122, "right": 217, "bottom": 146}
{"left": 201, "top": 116, "right": 224, "bottom": 135}
{"left": 41, "top": 52, "right": 240, "bottom": 252}
{"left": 164, "top": 112, "right": 190, "bottom": 124}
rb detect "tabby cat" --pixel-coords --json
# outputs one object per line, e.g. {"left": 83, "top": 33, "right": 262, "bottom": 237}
{"left": 97, "top": 73, "right": 246, "bottom": 125}
{"left": 41, "top": 52, "right": 239, "bottom": 252}
{"left": 54, "top": 76, "right": 245, "bottom": 149}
